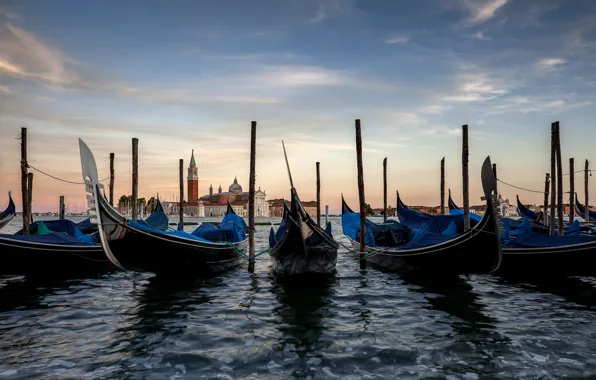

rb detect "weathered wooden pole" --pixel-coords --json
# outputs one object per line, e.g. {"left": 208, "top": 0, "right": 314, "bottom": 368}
{"left": 355, "top": 119, "right": 367, "bottom": 270}
{"left": 569, "top": 158, "right": 575, "bottom": 223}
{"left": 555, "top": 122, "right": 564, "bottom": 236}
{"left": 179, "top": 159, "right": 184, "bottom": 228}
{"left": 549, "top": 123, "right": 556, "bottom": 235}
{"left": 440, "top": 157, "right": 445, "bottom": 215}
{"left": 493, "top": 164, "right": 498, "bottom": 193}
{"left": 316, "top": 161, "right": 321, "bottom": 226}
{"left": 20, "top": 127, "right": 29, "bottom": 234}
{"left": 59, "top": 195, "right": 65, "bottom": 220}
{"left": 585, "top": 159, "right": 590, "bottom": 223}
{"left": 325, "top": 205, "right": 329, "bottom": 225}
{"left": 543, "top": 173, "right": 550, "bottom": 225}
{"left": 383, "top": 157, "right": 388, "bottom": 222}
{"left": 132, "top": 138, "right": 139, "bottom": 221}
{"left": 109, "top": 153, "right": 115, "bottom": 206}
{"left": 248, "top": 121, "right": 257, "bottom": 273}
{"left": 27, "top": 173, "right": 33, "bottom": 223}
{"left": 462, "top": 124, "right": 470, "bottom": 231}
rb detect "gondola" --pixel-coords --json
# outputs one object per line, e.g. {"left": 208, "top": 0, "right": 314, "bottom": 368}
{"left": 0, "top": 191, "right": 16, "bottom": 231}
{"left": 341, "top": 156, "right": 502, "bottom": 274}
{"left": 575, "top": 194, "right": 596, "bottom": 221}
{"left": 0, "top": 218, "right": 110, "bottom": 277}
{"left": 447, "top": 191, "right": 596, "bottom": 276}
{"left": 79, "top": 139, "right": 248, "bottom": 277}
{"left": 269, "top": 189, "right": 339, "bottom": 276}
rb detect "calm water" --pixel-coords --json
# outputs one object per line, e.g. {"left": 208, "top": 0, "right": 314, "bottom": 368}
{"left": 2, "top": 217, "right": 596, "bottom": 379}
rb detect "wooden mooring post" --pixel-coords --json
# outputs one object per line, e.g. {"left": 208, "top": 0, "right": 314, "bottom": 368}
{"left": 440, "top": 157, "right": 445, "bottom": 215}
{"left": 248, "top": 121, "right": 257, "bottom": 273}
{"left": 543, "top": 173, "right": 550, "bottom": 225}
{"left": 27, "top": 173, "right": 33, "bottom": 223}
{"left": 325, "top": 205, "right": 329, "bottom": 225}
{"left": 20, "top": 127, "right": 29, "bottom": 234}
{"left": 109, "top": 153, "right": 115, "bottom": 206}
{"left": 355, "top": 119, "right": 367, "bottom": 270}
{"left": 383, "top": 157, "right": 388, "bottom": 222}
{"left": 549, "top": 123, "right": 556, "bottom": 235}
{"left": 179, "top": 159, "right": 184, "bottom": 228}
{"left": 555, "top": 122, "right": 563, "bottom": 236}
{"left": 59, "top": 196, "right": 65, "bottom": 220}
{"left": 462, "top": 124, "right": 470, "bottom": 232}
{"left": 316, "top": 162, "right": 321, "bottom": 226}
{"left": 569, "top": 158, "right": 575, "bottom": 224}
{"left": 132, "top": 138, "right": 139, "bottom": 221}
{"left": 493, "top": 164, "right": 498, "bottom": 193}
{"left": 586, "top": 159, "right": 590, "bottom": 223}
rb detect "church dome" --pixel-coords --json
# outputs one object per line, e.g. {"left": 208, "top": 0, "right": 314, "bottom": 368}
{"left": 229, "top": 177, "right": 243, "bottom": 193}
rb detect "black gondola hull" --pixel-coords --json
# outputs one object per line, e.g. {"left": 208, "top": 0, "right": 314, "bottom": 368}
{"left": 499, "top": 244, "right": 596, "bottom": 277}
{"left": 0, "top": 238, "right": 111, "bottom": 277}
{"left": 270, "top": 225, "right": 338, "bottom": 277}
{"left": 97, "top": 192, "right": 246, "bottom": 277}
{"left": 269, "top": 192, "right": 339, "bottom": 277}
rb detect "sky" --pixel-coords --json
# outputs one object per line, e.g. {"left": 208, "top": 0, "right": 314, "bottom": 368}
{"left": 0, "top": 0, "right": 595, "bottom": 213}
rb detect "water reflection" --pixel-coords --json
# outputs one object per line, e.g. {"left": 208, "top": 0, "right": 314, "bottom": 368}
{"left": 403, "top": 274, "right": 509, "bottom": 376}
{"left": 498, "top": 275, "right": 596, "bottom": 310}
{"left": 271, "top": 276, "right": 338, "bottom": 378}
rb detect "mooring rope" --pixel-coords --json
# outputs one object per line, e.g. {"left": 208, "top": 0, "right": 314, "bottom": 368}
{"left": 28, "top": 164, "right": 110, "bottom": 185}
{"left": 496, "top": 178, "right": 544, "bottom": 194}
{"left": 225, "top": 242, "right": 271, "bottom": 261}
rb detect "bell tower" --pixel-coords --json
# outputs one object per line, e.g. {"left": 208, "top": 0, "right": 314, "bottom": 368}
{"left": 187, "top": 150, "right": 199, "bottom": 203}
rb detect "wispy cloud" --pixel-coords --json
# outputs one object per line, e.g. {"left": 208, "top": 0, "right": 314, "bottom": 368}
{"left": 473, "top": 29, "right": 492, "bottom": 40}
{"left": 442, "top": 71, "right": 509, "bottom": 102}
{"left": 0, "top": 23, "right": 80, "bottom": 89}
{"left": 309, "top": 0, "right": 357, "bottom": 23}
{"left": 461, "top": 0, "right": 508, "bottom": 25}
{"left": 536, "top": 57, "right": 568, "bottom": 69}
{"left": 385, "top": 35, "right": 409, "bottom": 44}
{"left": 0, "top": 84, "right": 10, "bottom": 93}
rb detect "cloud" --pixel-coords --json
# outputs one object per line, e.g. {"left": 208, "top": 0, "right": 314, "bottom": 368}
{"left": 473, "top": 29, "right": 492, "bottom": 40}
{"left": 0, "top": 84, "right": 10, "bottom": 93}
{"left": 461, "top": 0, "right": 508, "bottom": 25}
{"left": 442, "top": 72, "right": 508, "bottom": 102}
{"left": 484, "top": 95, "right": 591, "bottom": 115}
{"left": 536, "top": 57, "right": 568, "bottom": 69}
{"left": 309, "top": 0, "right": 356, "bottom": 23}
{"left": 0, "top": 23, "right": 80, "bottom": 89}
{"left": 385, "top": 36, "right": 409, "bottom": 44}
{"left": 256, "top": 65, "right": 347, "bottom": 86}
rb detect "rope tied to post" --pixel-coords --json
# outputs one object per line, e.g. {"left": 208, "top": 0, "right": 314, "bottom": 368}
{"left": 27, "top": 164, "right": 110, "bottom": 184}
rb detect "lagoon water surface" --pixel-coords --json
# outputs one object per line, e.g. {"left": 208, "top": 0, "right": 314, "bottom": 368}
{"left": 1, "top": 217, "right": 596, "bottom": 379}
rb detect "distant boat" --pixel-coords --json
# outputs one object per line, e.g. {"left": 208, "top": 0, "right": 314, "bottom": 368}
{"left": 80, "top": 139, "right": 248, "bottom": 277}
{"left": 0, "top": 191, "right": 16, "bottom": 231}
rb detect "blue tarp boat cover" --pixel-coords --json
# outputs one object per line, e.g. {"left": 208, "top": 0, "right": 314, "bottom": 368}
{"left": 144, "top": 206, "right": 169, "bottom": 231}
{"left": 7, "top": 219, "right": 97, "bottom": 245}
{"left": 503, "top": 230, "right": 596, "bottom": 248}
{"left": 399, "top": 206, "right": 477, "bottom": 233}
{"left": 191, "top": 221, "right": 245, "bottom": 243}
{"left": 448, "top": 207, "right": 482, "bottom": 223}
{"left": 341, "top": 209, "right": 466, "bottom": 250}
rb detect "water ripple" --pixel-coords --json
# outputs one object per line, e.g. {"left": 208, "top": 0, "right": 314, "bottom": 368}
{"left": 1, "top": 217, "right": 596, "bottom": 378}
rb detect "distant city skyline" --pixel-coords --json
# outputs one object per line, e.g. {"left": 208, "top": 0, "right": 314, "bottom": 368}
{"left": 1, "top": 0, "right": 595, "bottom": 213}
